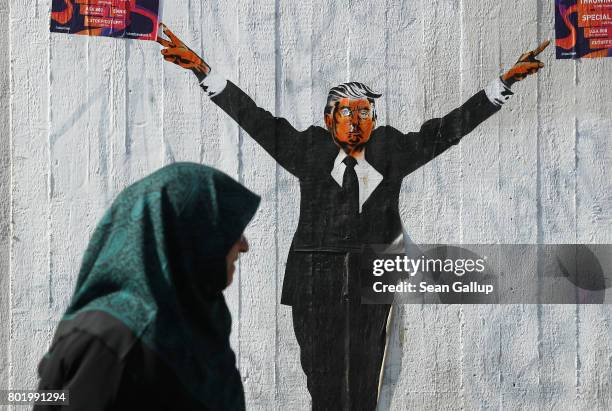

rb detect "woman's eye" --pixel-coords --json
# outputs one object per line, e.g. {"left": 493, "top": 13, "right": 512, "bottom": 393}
{"left": 359, "top": 110, "right": 370, "bottom": 119}
{"left": 340, "top": 108, "right": 351, "bottom": 117}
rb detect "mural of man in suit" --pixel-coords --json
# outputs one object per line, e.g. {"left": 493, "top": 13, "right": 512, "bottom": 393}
{"left": 157, "top": 23, "right": 548, "bottom": 410}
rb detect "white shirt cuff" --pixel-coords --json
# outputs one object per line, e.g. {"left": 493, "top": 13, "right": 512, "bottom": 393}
{"left": 484, "top": 77, "right": 514, "bottom": 107}
{"left": 199, "top": 73, "right": 227, "bottom": 97}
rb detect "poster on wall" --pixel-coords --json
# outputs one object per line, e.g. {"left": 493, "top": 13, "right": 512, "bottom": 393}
{"left": 50, "top": 0, "right": 161, "bottom": 41}
{"left": 555, "top": 0, "right": 612, "bottom": 59}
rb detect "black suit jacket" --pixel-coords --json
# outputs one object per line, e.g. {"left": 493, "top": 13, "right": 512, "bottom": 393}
{"left": 211, "top": 81, "right": 500, "bottom": 305}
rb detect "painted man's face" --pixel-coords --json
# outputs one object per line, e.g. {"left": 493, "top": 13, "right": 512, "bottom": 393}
{"left": 325, "top": 98, "right": 375, "bottom": 154}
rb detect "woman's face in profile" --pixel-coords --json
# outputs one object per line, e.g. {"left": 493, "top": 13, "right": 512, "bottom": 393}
{"left": 226, "top": 235, "right": 249, "bottom": 286}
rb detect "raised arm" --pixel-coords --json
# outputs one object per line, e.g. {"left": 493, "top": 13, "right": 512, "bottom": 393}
{"left": 388, "top": 40, "right": 549, "bottom": 177}
{"left": 157, "top": 23, "right": 306, "bottom": 177}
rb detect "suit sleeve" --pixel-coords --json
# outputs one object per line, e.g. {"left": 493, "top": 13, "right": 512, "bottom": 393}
{"left": 391, "top": 89, "right": 501, "bottom": 177}
{"left": 34, "top": 330, "right": 126, "bottom": 411}
{"left": 209, "top": 80, "right": 306, "bottom": 177}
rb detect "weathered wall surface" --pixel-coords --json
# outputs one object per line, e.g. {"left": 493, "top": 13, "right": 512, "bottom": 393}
{"left": 4, "top": 0, "right": 612, "bottom": 409}
{"left": 0, "top": 0, "right": 10, "bottom": 394}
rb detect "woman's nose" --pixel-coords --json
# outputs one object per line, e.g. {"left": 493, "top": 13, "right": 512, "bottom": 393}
{"left": 239, "top": 236, "right": 249, "bottom": 253}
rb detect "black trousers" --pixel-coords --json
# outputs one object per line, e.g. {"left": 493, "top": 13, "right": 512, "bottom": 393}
{"left": 289, "top": 252, "right": 391, "bottom": 411}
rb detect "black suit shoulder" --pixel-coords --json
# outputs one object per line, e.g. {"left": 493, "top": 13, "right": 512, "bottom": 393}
{"left": 211, "top": 82, "right": 333, "bottom": 179}
{"left": 366, "top": 90, "right": 500, "bottom": 177}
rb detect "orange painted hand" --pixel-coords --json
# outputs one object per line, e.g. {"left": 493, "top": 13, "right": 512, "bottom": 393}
{"left": 157, "top": 23, "right": 211, "bottom": 81}
{"left": 501, "top": 40, "right": 550, "bottom": 86}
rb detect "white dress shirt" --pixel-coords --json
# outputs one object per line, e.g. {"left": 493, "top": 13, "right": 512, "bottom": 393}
{"left": 330, "top": 149, "right": 383, "bottom": 213}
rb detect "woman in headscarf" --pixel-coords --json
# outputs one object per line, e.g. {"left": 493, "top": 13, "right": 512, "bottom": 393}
{"left": 34, "top": 162, "right": 260, "bottom": 411}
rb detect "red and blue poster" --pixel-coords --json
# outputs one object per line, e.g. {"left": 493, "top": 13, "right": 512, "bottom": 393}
{"left": 50, "top": 0, "right": 161, "bottom": 41}
{"left": 556, "top": 0, "right": 612, "bottom": 58}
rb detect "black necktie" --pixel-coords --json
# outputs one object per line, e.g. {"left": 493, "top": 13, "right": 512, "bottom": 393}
{"left": 342, "top": 156, "right": 359, "bottom": 218}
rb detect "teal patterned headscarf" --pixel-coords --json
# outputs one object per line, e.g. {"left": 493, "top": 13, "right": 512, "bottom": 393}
{"left": 59, "top": 162, "right": 260, "bottom": 409}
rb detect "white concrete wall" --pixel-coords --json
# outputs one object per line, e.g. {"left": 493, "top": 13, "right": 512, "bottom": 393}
{"left": 0, "top": 0, "right": 10, "bottom": 394}
{"left": 4, "top": 0, "right": 612, "bottom": 409}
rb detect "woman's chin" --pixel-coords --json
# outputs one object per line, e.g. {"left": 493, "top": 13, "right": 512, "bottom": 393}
{"left": 226, "top": 266, "right": 236, "bottom": 285}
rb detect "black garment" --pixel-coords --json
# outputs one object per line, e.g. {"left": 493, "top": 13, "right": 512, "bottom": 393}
{"left": 208, "top": 81, "right": 500, "bottom": 409}
{"left": 210, "top": 81, "right": 500, "bottom": 306}
{"left": 34, "top": 311, "right": 208, "bottom": 411}
{"left": 292, "top": 304, "right": 390, "bottom": 411}
{"left": 291, "top": 253, "right": 390, "bottom": 411}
